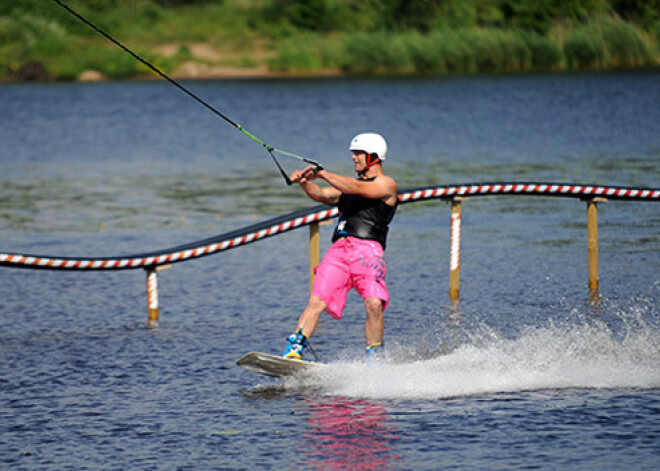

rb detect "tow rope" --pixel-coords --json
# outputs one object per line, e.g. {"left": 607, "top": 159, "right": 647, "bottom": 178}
{"left": 51, "top": 0, "right": 324, "bottom": 185}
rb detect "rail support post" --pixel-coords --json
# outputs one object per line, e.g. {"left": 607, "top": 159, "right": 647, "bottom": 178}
{"left": 449, "top": 197, "right": 467, "bottom": 303}
{"left": 310, "top": 221, "right": 320, "bottom": 294}
{"left": 586, "top": 197, "right": 606, "bottom": 303}
{"left": 145, "top": 264, "right": 171, "bottom": 327}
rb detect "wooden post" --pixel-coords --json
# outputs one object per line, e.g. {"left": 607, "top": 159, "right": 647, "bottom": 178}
{"left": 145, "top": 264, "right": 171, "bottom": 327}
{"left": 587, "top": 198, "right": 606, "bottom": 301}
{"left": 449, "top": 198, "right": 467, "bottom": 302}
{"left": 310, "top": 221, "right": 320, "bottom": 294}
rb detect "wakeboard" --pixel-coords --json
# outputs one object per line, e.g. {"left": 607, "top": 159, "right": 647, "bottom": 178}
{"left": 237, "top": 351, "right": 323, "bottom": 378}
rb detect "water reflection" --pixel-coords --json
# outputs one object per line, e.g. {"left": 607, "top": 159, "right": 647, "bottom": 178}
{"left": 304, "top": 397, "right": 400, "bottom": 470}
{"left": 238, "top": 388, "right": 401, "bottom": 468}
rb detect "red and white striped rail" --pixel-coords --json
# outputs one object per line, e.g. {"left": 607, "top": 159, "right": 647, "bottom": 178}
{"left": 0, "top": 207, "right": 338, "bottom": 271}
{"left": 1, "top": 183, "right": 657, "bottom": 271}
{"left": 399, "top": 183, "right": 660, "bottom": 203}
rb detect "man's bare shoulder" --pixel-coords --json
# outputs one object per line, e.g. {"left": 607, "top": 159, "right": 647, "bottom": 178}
{"left": 373, "top": 174, "right": 398, "bottom": 205}
{"left": 377, "top": 174, "right": 398, "bottom": 193}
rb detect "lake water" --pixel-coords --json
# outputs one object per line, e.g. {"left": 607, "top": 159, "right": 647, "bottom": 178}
{"left": 1, "top": 72, "right": 659, "bottom": 470}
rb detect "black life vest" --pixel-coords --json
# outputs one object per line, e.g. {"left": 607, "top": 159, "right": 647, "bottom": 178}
{"left": 332, "top": 189, "right": 397, "bottom": 250}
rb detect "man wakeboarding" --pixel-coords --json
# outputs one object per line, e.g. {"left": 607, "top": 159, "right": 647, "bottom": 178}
{"left": 283, "top": 133, "right": 398, "bottom": 361}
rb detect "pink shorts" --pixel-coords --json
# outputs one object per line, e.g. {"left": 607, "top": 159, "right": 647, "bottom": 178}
{"left": 312, "top": 237, "right": 389, "bottom": 319}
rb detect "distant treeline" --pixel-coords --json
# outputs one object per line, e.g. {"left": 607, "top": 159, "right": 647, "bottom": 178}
{"left": 1, "top": 0, "right": 659, "bottom": 80}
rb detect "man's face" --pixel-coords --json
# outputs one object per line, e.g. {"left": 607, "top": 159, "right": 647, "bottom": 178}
{"left": 351, "top": 150, "right": 367, "bottom": 173}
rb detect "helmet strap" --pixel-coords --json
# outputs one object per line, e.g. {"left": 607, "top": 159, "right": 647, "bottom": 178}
{"left": 356, "top": 152, "right": 380, "bottom": 178}
{"left": 365, "top": 153, "right": 380, "bottom": 168}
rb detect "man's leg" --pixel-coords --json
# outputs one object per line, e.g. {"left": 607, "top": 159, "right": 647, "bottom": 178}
{"left": 363, "top": 297, "right": 384, "bottom": 346}
{"left": 296, "top": 295, "right": 327, "bottom": 338}
{"left": 283, "top": 295, "right": 327, "bottom": 359}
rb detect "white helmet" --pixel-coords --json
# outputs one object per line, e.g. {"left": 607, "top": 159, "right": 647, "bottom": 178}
{"left": 349, "top": 133, "right": 387, "bottom": 161}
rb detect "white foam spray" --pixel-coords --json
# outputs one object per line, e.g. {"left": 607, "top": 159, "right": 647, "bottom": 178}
{"left": 287, "top": 319, "right": 660, "bottom": 400}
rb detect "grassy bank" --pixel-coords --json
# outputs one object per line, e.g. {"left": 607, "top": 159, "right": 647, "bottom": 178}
{"left": 270, "top": 17, "right": 658, "bottom": 74}
{"left": 1, "top": 1, "right": 659, "bottom": 81}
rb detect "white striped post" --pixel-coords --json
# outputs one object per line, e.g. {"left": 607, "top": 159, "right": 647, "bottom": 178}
{"left": 449, "top": 197, "right": 467, "bottom": 302}
{"left": 146, "top": 264, "right": 171, "bottom": 327}
{"left": 146, "top": 268, "right": 159, "bottom": 327}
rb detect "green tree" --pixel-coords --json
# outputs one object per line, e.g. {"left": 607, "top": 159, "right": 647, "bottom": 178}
{"left": 269, "top": 0, "right": 331, "bottom": 31}
{"left": 393, "top": 0, "right": 442, "bottom": 32}
{"left": 611, "top": 0, "right": 660, "bottom": 29}
{"left": 499, "top": 0, "right": 609, "bottom": 33}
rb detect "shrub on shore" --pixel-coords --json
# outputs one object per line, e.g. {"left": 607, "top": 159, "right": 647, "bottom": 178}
{"left": 268, "top": 25, "right": 623, "bottom": 76}
{"left": 564, "top": 16, "right": 655, "bottom": 68}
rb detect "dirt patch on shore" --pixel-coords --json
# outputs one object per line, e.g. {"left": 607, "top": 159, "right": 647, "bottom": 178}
{"left": 155, "top": 42, "right": 226, "bottom": 62}
{"left": 154, "top": 41, "right": 276, "bottom": 79}
{"left": 151, "top": 41, "right": 342, "bottom": 80}
{"left": 173, "top": 61, "right": 271, "bottom": 79}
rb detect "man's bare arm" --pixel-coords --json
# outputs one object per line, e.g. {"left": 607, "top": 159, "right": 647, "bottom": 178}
{"left": 291, "top": 167, "right": 341, "bottom": 205}
{"left": 317, "top": 170, "right": 398, "bottom": 205}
